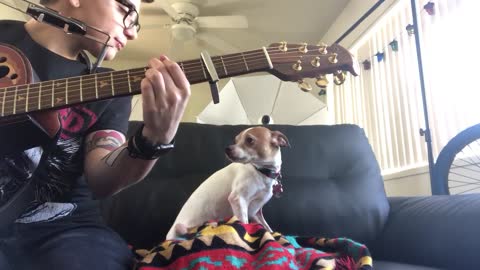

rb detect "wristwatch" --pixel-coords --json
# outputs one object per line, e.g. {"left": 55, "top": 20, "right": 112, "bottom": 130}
{"left": 127, "top": 124, "right": 175, "bottom": 160}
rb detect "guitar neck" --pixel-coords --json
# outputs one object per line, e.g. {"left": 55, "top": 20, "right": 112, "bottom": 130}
{"left": 0, "top": 48, "right": 272, "bottom": 117}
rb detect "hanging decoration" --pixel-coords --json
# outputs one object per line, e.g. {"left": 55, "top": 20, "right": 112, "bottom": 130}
{"left": 375, "top": 52, "right": 385, "bottom": 62}
{"left": 362, "top": 60, "right": 371, "bottom": 70}
{"left": 406, "top": 24, "right": 415, "bottom": 36}
{"left": 389, "top": 40, "right": 399, "bottom": 51}
{"left": 424, "top": 2, "right": 435, "bottom": 15}
{"left": 351, "top": 1, "right": 433, "bottom": 75}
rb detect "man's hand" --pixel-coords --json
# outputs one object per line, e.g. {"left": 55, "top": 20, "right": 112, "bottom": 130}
{"left": 140, "top": 55, "right": 191, "bottom": 144}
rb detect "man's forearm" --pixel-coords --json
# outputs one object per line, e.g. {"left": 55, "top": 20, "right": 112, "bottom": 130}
{"left": 84, "top": 132, "right": 158, "bottom": 198}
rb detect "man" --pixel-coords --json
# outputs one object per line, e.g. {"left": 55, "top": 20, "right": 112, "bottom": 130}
{"left": 0, "top": 0, "right": 190, "bottom": 269}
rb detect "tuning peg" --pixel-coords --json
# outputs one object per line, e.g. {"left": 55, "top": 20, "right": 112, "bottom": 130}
{"left": 333, "top": 71, "right": 346, "bottom": 85}
{"left": 279, "top": 41, "right": 288, "bottom": 52}
{"left": 298, "top": 80, "right": 312, "bottom": 92}
{"left": 299, "top": 43, "right": 308, "bottom": 54}
{"left": 315, "top": 75, "right": 329, "bottom": 88}
{"left": 311, "top": 56, "right": 321, "bottom": 67}
{"left": 328, "top": 53, "right": 338, "bottom": 64}
{"left": 292, "top": 60, "right": 302, "bottom": 71}
{"left": 317, "top": 42, "right": 328, "bottom": 55}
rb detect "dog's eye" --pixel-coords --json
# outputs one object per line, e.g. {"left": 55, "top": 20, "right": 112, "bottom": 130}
{"left": 246, "top": 137, "right": 254, "bottom": 145}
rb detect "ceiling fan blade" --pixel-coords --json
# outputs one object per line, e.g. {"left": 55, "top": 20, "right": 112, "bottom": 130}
{"left": 157, "top": 0, "right": 179, "bottom": 20}
{"left": 196, "top": 32, "right": 240, "bottom": 54}
{"left": 196, "top": 15, "right": 248, "bottom": 29}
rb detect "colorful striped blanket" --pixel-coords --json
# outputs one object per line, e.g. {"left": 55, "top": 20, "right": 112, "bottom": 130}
{"left": 134, "top": 217, "right": 373, "bottom": 270}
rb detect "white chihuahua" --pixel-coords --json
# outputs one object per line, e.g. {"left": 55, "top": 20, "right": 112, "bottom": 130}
{"left": 166, "top": 126, "right": 290, "bottom": 240}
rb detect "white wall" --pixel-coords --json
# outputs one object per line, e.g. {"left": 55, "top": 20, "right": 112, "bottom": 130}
{"left": 382, "top": 165, "right": 432, "bottom": 196}
{"left": 321, "top": 0, "right": 399, "bottom": 49}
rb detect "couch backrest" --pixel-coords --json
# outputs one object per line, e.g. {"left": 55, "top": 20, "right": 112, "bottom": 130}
{"left": 101, "top": 122, "right": 390, "bottom": 249}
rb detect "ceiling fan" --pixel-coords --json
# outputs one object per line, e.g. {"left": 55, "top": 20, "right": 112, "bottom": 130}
{"left": 140, "top": 0, "right": 248, "bottom": 55}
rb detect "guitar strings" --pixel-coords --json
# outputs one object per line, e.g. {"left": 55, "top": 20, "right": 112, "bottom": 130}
{"left": 0, "top": 49, "right": 342, "bottom": 114}
{"left": 1, "top": 52, "right": 334, "bottom": 99}
{"left": 0, "top": 51, "right": 330, "bottom": 108}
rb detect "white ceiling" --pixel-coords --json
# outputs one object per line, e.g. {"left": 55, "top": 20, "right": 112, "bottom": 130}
{"left": 118, "top": 0, "right": 351, "bottom": 64}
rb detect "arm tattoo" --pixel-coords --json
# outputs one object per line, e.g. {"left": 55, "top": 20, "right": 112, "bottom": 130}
{"left": 86, "top": 130, "right": 125, "bottom": 153}
{"left": 85, "top": 130, "right": 127, "bottom": 167}
{"left": 102, "top": 146, "right": 128, "bottom": 167}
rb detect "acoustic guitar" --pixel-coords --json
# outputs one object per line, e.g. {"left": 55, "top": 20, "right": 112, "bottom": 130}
{"left": 0, "top": 41, "right": 358, "bottom": 228}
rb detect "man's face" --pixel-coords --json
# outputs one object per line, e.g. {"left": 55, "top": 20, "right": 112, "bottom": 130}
{"left": 72, "top": 0, "right": 141, "bottom": 60}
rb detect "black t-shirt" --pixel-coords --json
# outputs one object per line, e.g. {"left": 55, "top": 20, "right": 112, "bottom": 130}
{"left": 0, "top": 20, "right": 132, "bottom": 223}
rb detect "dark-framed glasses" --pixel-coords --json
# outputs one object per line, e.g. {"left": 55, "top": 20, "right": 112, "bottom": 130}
{"left": 115, "top": 0, "right": 141, "bottom": 32}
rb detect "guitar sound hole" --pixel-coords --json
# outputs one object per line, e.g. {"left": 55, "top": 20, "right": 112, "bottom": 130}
{"left": 0, "top": 66, "right": 10, "bottom": 78}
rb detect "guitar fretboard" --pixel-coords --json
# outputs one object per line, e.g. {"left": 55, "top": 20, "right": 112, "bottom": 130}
{"left": 0, "top": 48, "right": 272, "bottom": 117}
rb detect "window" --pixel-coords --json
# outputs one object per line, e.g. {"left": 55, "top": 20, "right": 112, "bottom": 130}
{"left": 332, "top": 0, "right": 480, "bottom": 174}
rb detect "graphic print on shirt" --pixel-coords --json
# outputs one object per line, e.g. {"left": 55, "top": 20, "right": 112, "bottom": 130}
{"left": 19, "top": 106, "right": 100, "bottom": 223}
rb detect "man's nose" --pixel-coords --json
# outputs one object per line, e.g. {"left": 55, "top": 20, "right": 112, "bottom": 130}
{"left": 124, "top": 27, "right": 138, "bottom": 40}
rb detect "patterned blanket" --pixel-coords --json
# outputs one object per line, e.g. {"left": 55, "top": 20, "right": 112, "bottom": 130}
{"left": 134, "top": 217, "right": 373, "bottom": 270}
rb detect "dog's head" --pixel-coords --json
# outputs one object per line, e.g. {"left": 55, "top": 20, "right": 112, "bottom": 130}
{"left": 225, "top": 127, "right": 290, "bottom": 166}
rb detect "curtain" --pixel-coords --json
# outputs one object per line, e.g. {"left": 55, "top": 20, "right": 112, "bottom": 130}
{"left": 333, "top": 0, "right": 480, "bottom": 174}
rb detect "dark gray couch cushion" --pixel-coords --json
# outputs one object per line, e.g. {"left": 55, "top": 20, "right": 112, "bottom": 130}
{"left": 101, "top": 122, "right": 390, "bottom": 249}
{"left": 374, "top": 261, "right": 444, "bottom": 270}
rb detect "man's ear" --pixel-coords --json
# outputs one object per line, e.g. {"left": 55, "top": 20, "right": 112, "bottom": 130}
{"left": 271, "top": 131, "right": 290, "bottom": 148}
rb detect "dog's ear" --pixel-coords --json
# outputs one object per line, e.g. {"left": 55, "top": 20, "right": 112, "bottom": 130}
{"left": 271, "top": 131, "right": 291, "bottom": 148}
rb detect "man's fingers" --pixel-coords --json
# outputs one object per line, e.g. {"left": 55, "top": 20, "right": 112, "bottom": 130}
{"left": 163, "top": 57, "right": 191, "bottom": 97}
{"left": 140, "top": 72, "right": 156, "bottom": 110}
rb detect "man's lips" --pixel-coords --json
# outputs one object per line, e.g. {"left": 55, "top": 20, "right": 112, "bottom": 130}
{"left": 114, "top": 39, "right": 125, "bottom": 50}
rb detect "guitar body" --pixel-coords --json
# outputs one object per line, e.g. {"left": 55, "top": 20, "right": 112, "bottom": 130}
{"left": 0, "top": 43, "right": 60, "bottom": 229}
{"left": 0, "top": 43, "right": 60, "bottom": 156}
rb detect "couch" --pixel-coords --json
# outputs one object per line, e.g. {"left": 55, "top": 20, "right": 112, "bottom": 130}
{"left": 101, "top": 121, "right": 480, "bottom": 270}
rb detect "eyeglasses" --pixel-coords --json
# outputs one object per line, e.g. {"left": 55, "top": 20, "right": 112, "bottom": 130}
{"left": 115, "top": 0, "right": 141, "bottom": 32}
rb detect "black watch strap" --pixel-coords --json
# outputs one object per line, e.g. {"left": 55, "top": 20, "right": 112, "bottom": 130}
{"left": 127, "top": 124, "right": 175, "bottom": 160}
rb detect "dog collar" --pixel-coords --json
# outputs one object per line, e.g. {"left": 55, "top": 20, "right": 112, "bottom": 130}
{"left": 255, "top": 167, "right": 282, "bottom": 180}
{"left": 255, "top": 166, "right": 284, "bottom": 198}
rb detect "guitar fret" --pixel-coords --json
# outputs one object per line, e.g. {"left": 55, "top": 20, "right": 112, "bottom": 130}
{"left": 53, "top": 79, "right": 67, "bottom": 107}
{"left": 220, "top": 56, "right": 228, "bottom": 75}
{"left": 25, "top": 85, "right": 29, "bottom": 112}
{"left": 13, "top": 86, "right": 17, "bottom": 114}
{"left": 3, "top": 87, "right": 15, "bottom": 116}
{"left": 95, "top": 73, "right": 99, "bottom": 99}
{"left": 67, "top": 77, "right": 81, "bottom": 104}
{"left": 27, "top": 83, "right": 40, "bottom": 112}
{"left": 127, "top": 70, "right": 132, "bottom": 93}
{"left": 80, "top": 76, "right": 83, "bottom": 102}
{"left": 15, "top": 85, "right": 28, "bottom": 114}
{"left": 110, "top": 72, "right": 115, "bottom": 96}
{"left": 200, "top": 59, "right": 207, "bottom": 79}
{"left": 65, "top": 78, "right": 69, "bottom": 105}
{"left": 39, "top": 81, "right": 52, "bottom": 110}
{"left": 51, "top": 80, "right": 54, "bottom": 108}
{"left": 38, "top": 83, "right": 42, "bottom": 110}
{"left": 1, "top": 87, "right": 6, "bottom": 116}
{"left": 241, "top": 52, "right": 249, "bottom": 71}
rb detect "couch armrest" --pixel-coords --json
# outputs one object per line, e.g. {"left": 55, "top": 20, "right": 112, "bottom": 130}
{"left": 371, "top": 195, "right": 480, "bottom": 269}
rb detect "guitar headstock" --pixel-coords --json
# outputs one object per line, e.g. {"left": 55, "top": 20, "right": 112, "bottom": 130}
{"left": 266, "top": 42, "right": 359, "bottom": 91}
